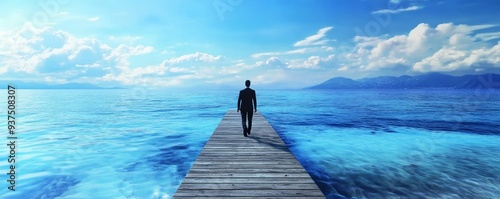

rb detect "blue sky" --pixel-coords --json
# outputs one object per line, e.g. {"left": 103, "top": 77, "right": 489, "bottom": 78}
{"left": 1, "top": 0, "right": 499, "bottom": 88}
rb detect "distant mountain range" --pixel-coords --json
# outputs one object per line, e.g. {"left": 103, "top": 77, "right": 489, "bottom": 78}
{"left": 308, "top": 73, "right": 500, "bottom": 89}
{"left": 0, "top": 81, "right": 121, "bottom": 89}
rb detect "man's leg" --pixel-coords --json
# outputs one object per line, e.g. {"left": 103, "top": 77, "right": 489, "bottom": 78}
{"left": 241, "top": 110, "right": 248, "bottom": 136}
{"left": 247, "top": 111, "right": 253, "bottom": 135}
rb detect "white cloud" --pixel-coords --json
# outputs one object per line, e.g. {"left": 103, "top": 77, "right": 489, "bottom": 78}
{"left": 165, "top": 52, "right": 221, "bottom": 64}
{"left": 100, "top": 63, "right": 175, "bottom": 86}
{"left": 413, "top": 42, "right": 500, "bottom": 72}
{"left": 0, "top": 22, "right": 157, "bottom": 84}
{"left": 347, "top": 22, "right": 500, "bottom": 73}
{"left": 413, "top": 48, "right": 468, "bottom": 72}
{"left": 3, "top": 20, "right": 500, "bottom": 89}
{"left": 100, "top": 52, "right": 223, "bottom": 87}
{"left": 76, "top": 63, "right": 100, "bottom": 68}
{"left": 57, "top": 12, "right": 69, "bottom": 16}
{"left": 251, "top": 46, "right": 334, "bottom": 58}
{"left": 88, "top": 17, "right": 100, "bottom": 21}
{"left": 338, "top": 66, "right": 349, "bottom": 72}
{"left": 288, "top": 54, "right": 335, "bottom": 69}
{"left": 257, "top": 56, "right": 288, "bottom": 68}
{"left": 252, "top": 48, "right": 309, "bottom": 58}
{"left": 294, "top": 27, "right": 333, "bottom": 47}
{"left": 372, "top": 5, "right": 422, "bottom": 14}
{"left": 252, "top": 26, "right": 335, "bottom": 60}
{"left": 475, "top": 32, "right": 500, "bottom": 41}
{"left": 2, "top": 23, "right": 334, "bottom": 88}
{"left": 444, "top": 24, "right": 496, "bottom": 34}
{"left": 105, "top": 44, "right": 154, "bottom": 68}
{"left": 0, "top": 66, "right": 7, "bottom": 74}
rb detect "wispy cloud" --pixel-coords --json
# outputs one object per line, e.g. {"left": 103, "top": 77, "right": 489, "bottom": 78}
{"left": 294, "top": 27, "right": 333, "bottom": 47}
{"left": 88, "top": 17, "right": 100, "bottom": 21}
{"left": 57, "top": 12, "right": 69, "bottom": 16}
{"left": 166, "top": 52, "right": 221, "bottom": 64}
{"left": 252, "top": 46, "right": 334, "bottom": 59}
{"left": 252, "top": 48, "right": 310, "bottom": 58}
{"left": 372, "top": 5, "right": 422, "bottom": 14}
{"left": 474, "top": 32, "right": 500, "bottom": 41}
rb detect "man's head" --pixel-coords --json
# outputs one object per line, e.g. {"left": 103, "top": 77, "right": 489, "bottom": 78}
{"left": 245, "top": 80, "right": 251, "bottom": 88}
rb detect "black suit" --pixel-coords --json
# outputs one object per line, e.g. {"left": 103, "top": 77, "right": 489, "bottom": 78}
{"left": 238, "top": 88, "right": 257, "bottom": 134}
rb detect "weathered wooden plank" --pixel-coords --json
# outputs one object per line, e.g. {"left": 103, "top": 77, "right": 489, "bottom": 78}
{"left": 174, "top": 189, "right": 325, "bottom": 197}
{"left": 204, "top": 143, "right": 283, "bottom": 145}
{"left": 205, "top": 138, "right": 279, "bottom": 140}
{"left": 202, "top": 144, "right": 290, "bottom": 148}
{"left": 203, "top": 141, "right": 285, "bottom": 145}
{"left": 177, "top": 183, "right": 321, "bottom": 190}
{"left": 196, "top": 157, "right": 298, "bottom": 161}
{"left": 189, "top": 163, "right": 305, "bottom": 169}
{"left": 173, "top": 110, "right": 324, "bottom": 198}
{"left": 198, "top": 154, "right": 294, "bottom": 158}
{"left": 187, "top": 168, "right": 307, "bottom": 173}
{"left": 194, "top": 159, "right": 300, "bottom": 164}
{"left": 199, "top": 152, "right": 291, "bottom": 155}
{"left": 197, "top": 153, "right": 297, "bottom": 158}
{"left": 197, "top": 155, "right": 297, "bottom": 160}
{"left": 180, "top": 177, "right": 318, "bottom": 184}
{"left": 192, "top": 161, "right": 302, "bottom": 165}
{"left": 199, "top": 150, "right": 291, "bottom": 154}
{"left": 186, "top": 173, "right": 311, "bottom": 178}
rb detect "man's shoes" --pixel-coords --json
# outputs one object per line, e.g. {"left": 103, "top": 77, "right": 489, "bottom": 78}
{"left": 243, "top": 129, "right": 248, "bottom": 137}
{"left": 247, "top": 129, "right": 251, "bottom": 135}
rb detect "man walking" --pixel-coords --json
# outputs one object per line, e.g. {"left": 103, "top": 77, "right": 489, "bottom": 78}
{"left": 237, "top": 80, "right": 257, "bottom": 137}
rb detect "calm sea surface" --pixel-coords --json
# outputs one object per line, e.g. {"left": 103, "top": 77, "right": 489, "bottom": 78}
{"left": 1, "top": 89, "right": 499, "bottom": 198}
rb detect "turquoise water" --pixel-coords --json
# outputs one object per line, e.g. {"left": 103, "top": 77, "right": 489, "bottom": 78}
{"left": 262, "top": 89, "right": 500, "bottom": 198}
{"left": 1, "top": 89, "right": 499, "bottom": 198}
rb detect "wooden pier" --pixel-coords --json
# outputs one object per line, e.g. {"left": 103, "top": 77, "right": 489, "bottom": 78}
{"left": 173, "top": 110, "right": 325, "bottom": 198}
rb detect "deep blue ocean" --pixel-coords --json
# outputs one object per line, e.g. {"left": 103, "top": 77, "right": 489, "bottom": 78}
{"left": 1, "top": 88, "right": 499, "bottom": 198}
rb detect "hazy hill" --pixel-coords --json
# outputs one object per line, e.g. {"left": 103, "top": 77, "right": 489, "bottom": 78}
{"left": 308, "top": 73, "right": 500, "bottom": 89}
{"left": 0, "top": 81, "right": 116, "bottom": 89}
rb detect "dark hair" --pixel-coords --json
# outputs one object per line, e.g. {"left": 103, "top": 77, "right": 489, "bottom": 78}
{"left": 245, "top": 80, "right": 251, "bottom": 87}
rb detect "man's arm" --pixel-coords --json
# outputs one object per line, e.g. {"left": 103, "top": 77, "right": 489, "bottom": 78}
{"left": 237, "top": 91, "right": 242, "bottom": 112}
{"left": 253, "top": 90, "right": 257, "bottom": 112}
